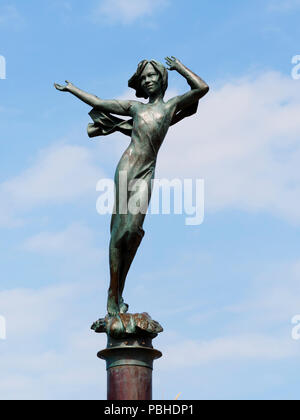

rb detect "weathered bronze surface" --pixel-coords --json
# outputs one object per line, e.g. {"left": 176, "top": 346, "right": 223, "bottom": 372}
{"left": 55, "top": 57, "right": 209, "bottom": 401}
{"left": 92, "top": 312, "right": 163, "bottom": 338}
{"left": 55, "top": 57, "right": 209, "bottom": 319}
{"left": 107, "top": 365, "right": 153, "bottom": 400}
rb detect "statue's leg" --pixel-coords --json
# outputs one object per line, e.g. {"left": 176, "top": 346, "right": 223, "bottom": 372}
{"left": 118, "top": 225, "right": 145, "bottom": 313}
{"left": 107, "top": 213, "right": 123, "bottom": 316}
{"left": 118, "top": 176, "right": 150, "bottom": 313}
{"left": 108, "top": 167, "right": 153, "bottom": 315}
{"left": 107, "top": 239, "right": 121, "bottom": 316}
{"left": 108, "top": 214, "right": 141, "bottom": 315}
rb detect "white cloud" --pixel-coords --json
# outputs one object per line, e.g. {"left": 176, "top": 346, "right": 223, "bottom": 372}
{"left": 92, "top": 0, "right": 168, "bottom": 24}
{"left": 23, "top": 223, "right": 103, "bottom": 260}
{"left": 268, "top": 0, "right": 300, "bottom": 11}
{"left": 0, "top": 283, "right": 107, "bottom": 399}
{"left": 0, "top": 338, "right": 105, "bottom": 400}
{"left": 156, "top": 259, "right": 300, "bottom": 371}
{"left": 2, "top": 144, "right": 102, "bottom": 206}
{"left": 20, "top": 220, "right": 108, "bottom": 288}
{"left": 157, "top": 71, "right": 300, "bottom": 224}
{"left": 226, "top": 259, "right": 300, "bottom": 329}
{"left": 0, "top": 283, "right": 82, "bottom": 337}
{"left": 0, "top": 143, "right": 104, "bottom": 228}
{"left": 22, "top": 223, "right": 105, "bottom": 277}
{"left": 159, "top": 333, "right": 297, "bottom": 370}
{"left": 0, "top": 5, "right": 23, "bottom": 28}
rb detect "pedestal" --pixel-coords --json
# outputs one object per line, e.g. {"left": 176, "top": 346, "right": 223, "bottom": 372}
{"left": 99, "top": 336, "right": 162, "bottom": 400}
{"left": 92, "top": 312, "right": 163, "bottom": 401}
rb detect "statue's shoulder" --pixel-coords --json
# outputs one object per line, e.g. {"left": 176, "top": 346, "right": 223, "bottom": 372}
{"left": 130, "top": 100, "right": 144, "bottom": 108}
{"left": 129, "top": 100, "right": 145, "bottom": 115}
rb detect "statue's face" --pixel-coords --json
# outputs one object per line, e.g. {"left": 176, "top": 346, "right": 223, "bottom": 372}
{"left": 140, "top": 63, "right": 162, "bottom": 97}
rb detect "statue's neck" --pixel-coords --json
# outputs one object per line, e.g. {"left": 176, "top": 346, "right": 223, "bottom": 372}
{"left": 148, "top": 93, "right": 164, "bottom": 104}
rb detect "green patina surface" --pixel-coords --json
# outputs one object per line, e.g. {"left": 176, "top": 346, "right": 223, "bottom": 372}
{"left": 55, "top": 57, "right": 209, "bottom": 322}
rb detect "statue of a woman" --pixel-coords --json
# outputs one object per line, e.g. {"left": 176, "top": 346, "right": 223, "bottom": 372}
{"left": 55, "top": 57, "right": 209, "bottom": 316}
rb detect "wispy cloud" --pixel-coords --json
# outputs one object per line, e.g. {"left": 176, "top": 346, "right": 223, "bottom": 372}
{"left": 0, "top": 143, "right": 104, "bottom": 228}
{"left": 92, "top": 0, "right": 169, "bottom": 25}
{"left": 160, "top": 334, "right": 297, "bottom": 369}
{"left": 226, "top": 259, "right": 300, "bottom": 329}
{"left": 158, "top": 71, "right": 300, "bottom": 224}
{"left": 0, "top": 283, "right": 82, "bottom": 338}
{"left": 23, "top": 223, "right": 104, "bottom": 268}
{"left": 0, "top": 283, "right": 106, "bottom": 399}
{"left": 268, "top": 0, "right": 300, "bottom": 11}
{"left": 0, "top": 4, "right": 24, "bottom": 28}
{"left": 157, "top": 258, "right": 300, "bottom": 372}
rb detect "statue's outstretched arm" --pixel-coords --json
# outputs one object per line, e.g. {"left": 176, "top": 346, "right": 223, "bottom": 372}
{"left": 54, "top": 81, "right": 135, "bottom": 116}
{"left": 165, "top": 57, "right": 209, "bottom": 111}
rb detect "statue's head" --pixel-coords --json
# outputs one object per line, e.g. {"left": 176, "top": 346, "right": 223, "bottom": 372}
{"left": 128, "top": 60, "right": 168, "bottom": 99}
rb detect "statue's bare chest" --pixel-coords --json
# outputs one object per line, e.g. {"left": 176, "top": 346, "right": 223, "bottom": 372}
{"left": 135, "top": 104, "right": 172, "bottom": 134}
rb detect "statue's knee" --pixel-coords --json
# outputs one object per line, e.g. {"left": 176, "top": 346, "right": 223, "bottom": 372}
{"left": 127, "top": 228, "right": 144, "bottom": 248}
{"left": 114, "top": 227, "right": 144, "bottom": 249}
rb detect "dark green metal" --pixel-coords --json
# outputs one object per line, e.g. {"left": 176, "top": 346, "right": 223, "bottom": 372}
{"left": 55, "top": 56, "right": 209, "bottom": 317}
{"left": 98, "top": 335, "right": 162, "bottom": 370}
{"left": 91, "top": 312, "right": 163, "bottom": 338}
{"left": 55, "top": 56, "right": 209, "bottom": 400}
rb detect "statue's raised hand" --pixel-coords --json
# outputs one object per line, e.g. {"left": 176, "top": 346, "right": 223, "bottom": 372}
{"left": 165, "top": 56, "right": 182, "bottom": 71}
{"left": 54, "top": 80, "right": 73, "bottom": 92}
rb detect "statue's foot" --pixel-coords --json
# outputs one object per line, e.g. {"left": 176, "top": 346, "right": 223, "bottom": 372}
{"left": 119, "top": 299, "right": 129, "bottom": 314}
{"left": 107, "top": 296, "right": 120, "bottom": 316}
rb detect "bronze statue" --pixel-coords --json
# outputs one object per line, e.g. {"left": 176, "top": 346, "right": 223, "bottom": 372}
{"left": 55, "top": 57, "right": 209, "bottom": 318}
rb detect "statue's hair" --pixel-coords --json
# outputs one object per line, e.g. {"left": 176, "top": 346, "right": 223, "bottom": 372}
{"left": 128, "top": 60, "right": 168, "bottom": 99}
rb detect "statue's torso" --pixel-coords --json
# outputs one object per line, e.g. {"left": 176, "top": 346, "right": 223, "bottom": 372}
{"left": 116, "top": 101, "right": 176, "bottom": 180}
{"left": 132, "top": 101, "right": 175, "bottom": 154}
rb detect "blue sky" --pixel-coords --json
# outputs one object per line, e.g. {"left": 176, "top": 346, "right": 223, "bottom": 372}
{"left": 0, "top": 0, "right": 300, "bottom": 400}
